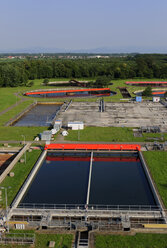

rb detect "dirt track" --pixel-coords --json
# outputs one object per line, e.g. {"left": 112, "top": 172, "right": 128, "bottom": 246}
{"left": 0, "top": 154, "right": 13, "bottom": 166}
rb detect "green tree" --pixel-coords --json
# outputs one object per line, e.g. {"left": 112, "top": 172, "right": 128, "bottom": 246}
{"left": 94, "top": 76, "right": 111, "bottom": 88}
{"left": 164, "top": 91, "right": 167, "bottom": 98}
{"left": 43, "top": 78, "right": 49, "bottom": 85}
{"left": 142, "top": 86, "right": 152, "bottom": 96}
{"left": 26, "top": 81, "right": 34, "bottom": 87}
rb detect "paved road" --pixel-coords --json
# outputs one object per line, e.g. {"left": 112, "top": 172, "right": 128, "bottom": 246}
{"left": 0, "top": 140, "right": 154, "bottom": 145}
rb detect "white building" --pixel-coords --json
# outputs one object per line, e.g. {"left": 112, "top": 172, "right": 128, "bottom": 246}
{"left": 67, "top": 121, "right": 84, "bottom": 130}
{"left": 153, "top": 97, "right": 160, "bottom": 102}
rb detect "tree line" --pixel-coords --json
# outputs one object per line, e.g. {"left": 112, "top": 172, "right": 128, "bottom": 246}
{"left": 0, "top": 54, "right": 167, "bottom": 87}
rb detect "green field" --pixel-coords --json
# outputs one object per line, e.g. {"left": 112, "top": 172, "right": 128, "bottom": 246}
{"left": 0, "top": 77, "right": 163, "bottom": 112}
{"left": 0, "top": 126, "right": 46, "bottom": 141}
{"left": 35, "top": 233, "right": 73, "bottom": 248}
{"left": 0, "top": 150, "right": 41, "bottom": 207}
{"left": 95, "top": 233, "right": 167, "bottom": 248}
{"left": 65, "top": 126, "right": 167, "bottom": 143}
{"left": 143, "top": 151, "right": 167, "bottom": 207}
{"left": 0, "top": 77, "right": 166, "bottom": 141}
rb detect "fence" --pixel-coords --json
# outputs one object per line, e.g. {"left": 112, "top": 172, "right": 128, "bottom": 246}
{"left": 0, "top": 233, "right": 35, "bottom": 245}
{"left": 16, "top": 203, "right": 162, "bottom": 211}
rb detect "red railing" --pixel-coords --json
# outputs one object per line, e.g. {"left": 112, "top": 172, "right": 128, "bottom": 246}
{"left": 152, "top": 91, "right": 165, "bottom": 95}
{"left": 44, "top": 143, "right": 141, "bottom": 151}
{"left": 25, "top": 88, "right": 110, "bottom": 96}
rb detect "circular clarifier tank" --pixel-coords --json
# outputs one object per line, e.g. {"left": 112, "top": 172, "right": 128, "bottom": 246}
{"left": 134, "top": 89, "right": 167, "bottom": 97}
{"left": 24, "top": 88, "right": 117, "bottom": 98}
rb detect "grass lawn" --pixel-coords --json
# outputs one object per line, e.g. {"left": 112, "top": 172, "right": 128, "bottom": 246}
{"left": 65, "top": 126, "right": 167, "bottom": 143}
{"left": 95, "top": 233, "right": 167, "bottom": 248}
{"left": 0, "top": 88, "right": 18, "bottom": 113}
{"left": 35, "top": 233, "right": 73, "bottom": 248}
{"left": 143, "top": 151, "right": 167, "bottom": 207}
{"left": 0, "top": 126, "right": 46, "bottom": 141}
{"left": 65, "top": 126, "right": 138, "bottom": 142}
{"left": 0, "top": 150, "right": 41, "bottom": 207}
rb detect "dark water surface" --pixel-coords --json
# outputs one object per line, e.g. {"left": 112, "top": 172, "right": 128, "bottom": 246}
{"left": 13, "top": 104, "right": 62, "bottom": 126}
{"left": 21, "top": 152, "right": 90, "bottom": 205}
{"left": 20, "top": 152, "right": 156, "bottom": 206}
{"left": 89, "top": 155, "right": 156, "bottom": 206}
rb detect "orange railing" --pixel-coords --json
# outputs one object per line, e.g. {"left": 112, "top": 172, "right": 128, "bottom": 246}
{"left": 25, "top": 88, "right": 110, "bottom": 95}
{"left": 44, "top": 143, "right": 141, "bottom": 151}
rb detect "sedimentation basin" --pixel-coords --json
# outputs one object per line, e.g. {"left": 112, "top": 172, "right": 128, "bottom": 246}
{"left": 19, "top": 151, "right": 156, "bottom": 207}
{"left": 8, "top": 143, "right": 165, "bottom": 230}
{"left": 12, "top": 103, "right": 62, "bottom": 126}
{"left": 24, "top": 88, "right": 116, "bottom": 98}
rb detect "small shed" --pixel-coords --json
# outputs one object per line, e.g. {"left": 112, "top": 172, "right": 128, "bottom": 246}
{"left": 135, "top": 96, "right": 142, "bottom": 102}
{"left": 153, "top": 96, "right": 160, "bottom": 102}
{"left": 41, "top": 131, "right": 52, "bottom": 141}
{"left": 68, "top": 121, "right": 84, "bottom": 130}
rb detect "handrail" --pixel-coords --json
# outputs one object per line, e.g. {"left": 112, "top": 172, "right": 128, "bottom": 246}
{"left": 15, "top": 203, "right": 161, "bottom": 211}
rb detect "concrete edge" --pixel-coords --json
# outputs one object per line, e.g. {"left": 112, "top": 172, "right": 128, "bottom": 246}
{"left": 11, "top": 150, "right": 47, "bottom": 209}
{"left": 5, "top": 102, "right": 37, "bottom": 126}
{"left": 0, "top": 143, "right": 31, "bottom": 184}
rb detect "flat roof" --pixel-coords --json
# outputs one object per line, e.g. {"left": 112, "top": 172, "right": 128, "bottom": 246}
{"left": 68, "top": 121, "right": 84, "bottom": 124}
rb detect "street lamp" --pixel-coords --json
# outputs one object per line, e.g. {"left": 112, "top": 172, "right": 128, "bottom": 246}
{"left": 21, "top": 135, "right": 26, "bottom": 164}
{"left": 0, "top": 186, "right": 11, "bottom": 232}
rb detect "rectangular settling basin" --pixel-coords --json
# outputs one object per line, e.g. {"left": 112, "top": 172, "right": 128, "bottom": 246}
{"left": 20, "top": 152, "right": 90, "bottom": 205}
{"left": 19, "top": 151, "right": 157, "bottom": 208}
{"left": 89, "top": 152, "right": 156, "bottom": 206}
{"left": 13, "top": 104, "right": 62, "bottom": 126}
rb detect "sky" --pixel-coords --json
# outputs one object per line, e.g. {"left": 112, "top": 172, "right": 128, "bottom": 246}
{"left": 0, "top": 0, "right": 167, "bottom": 53}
